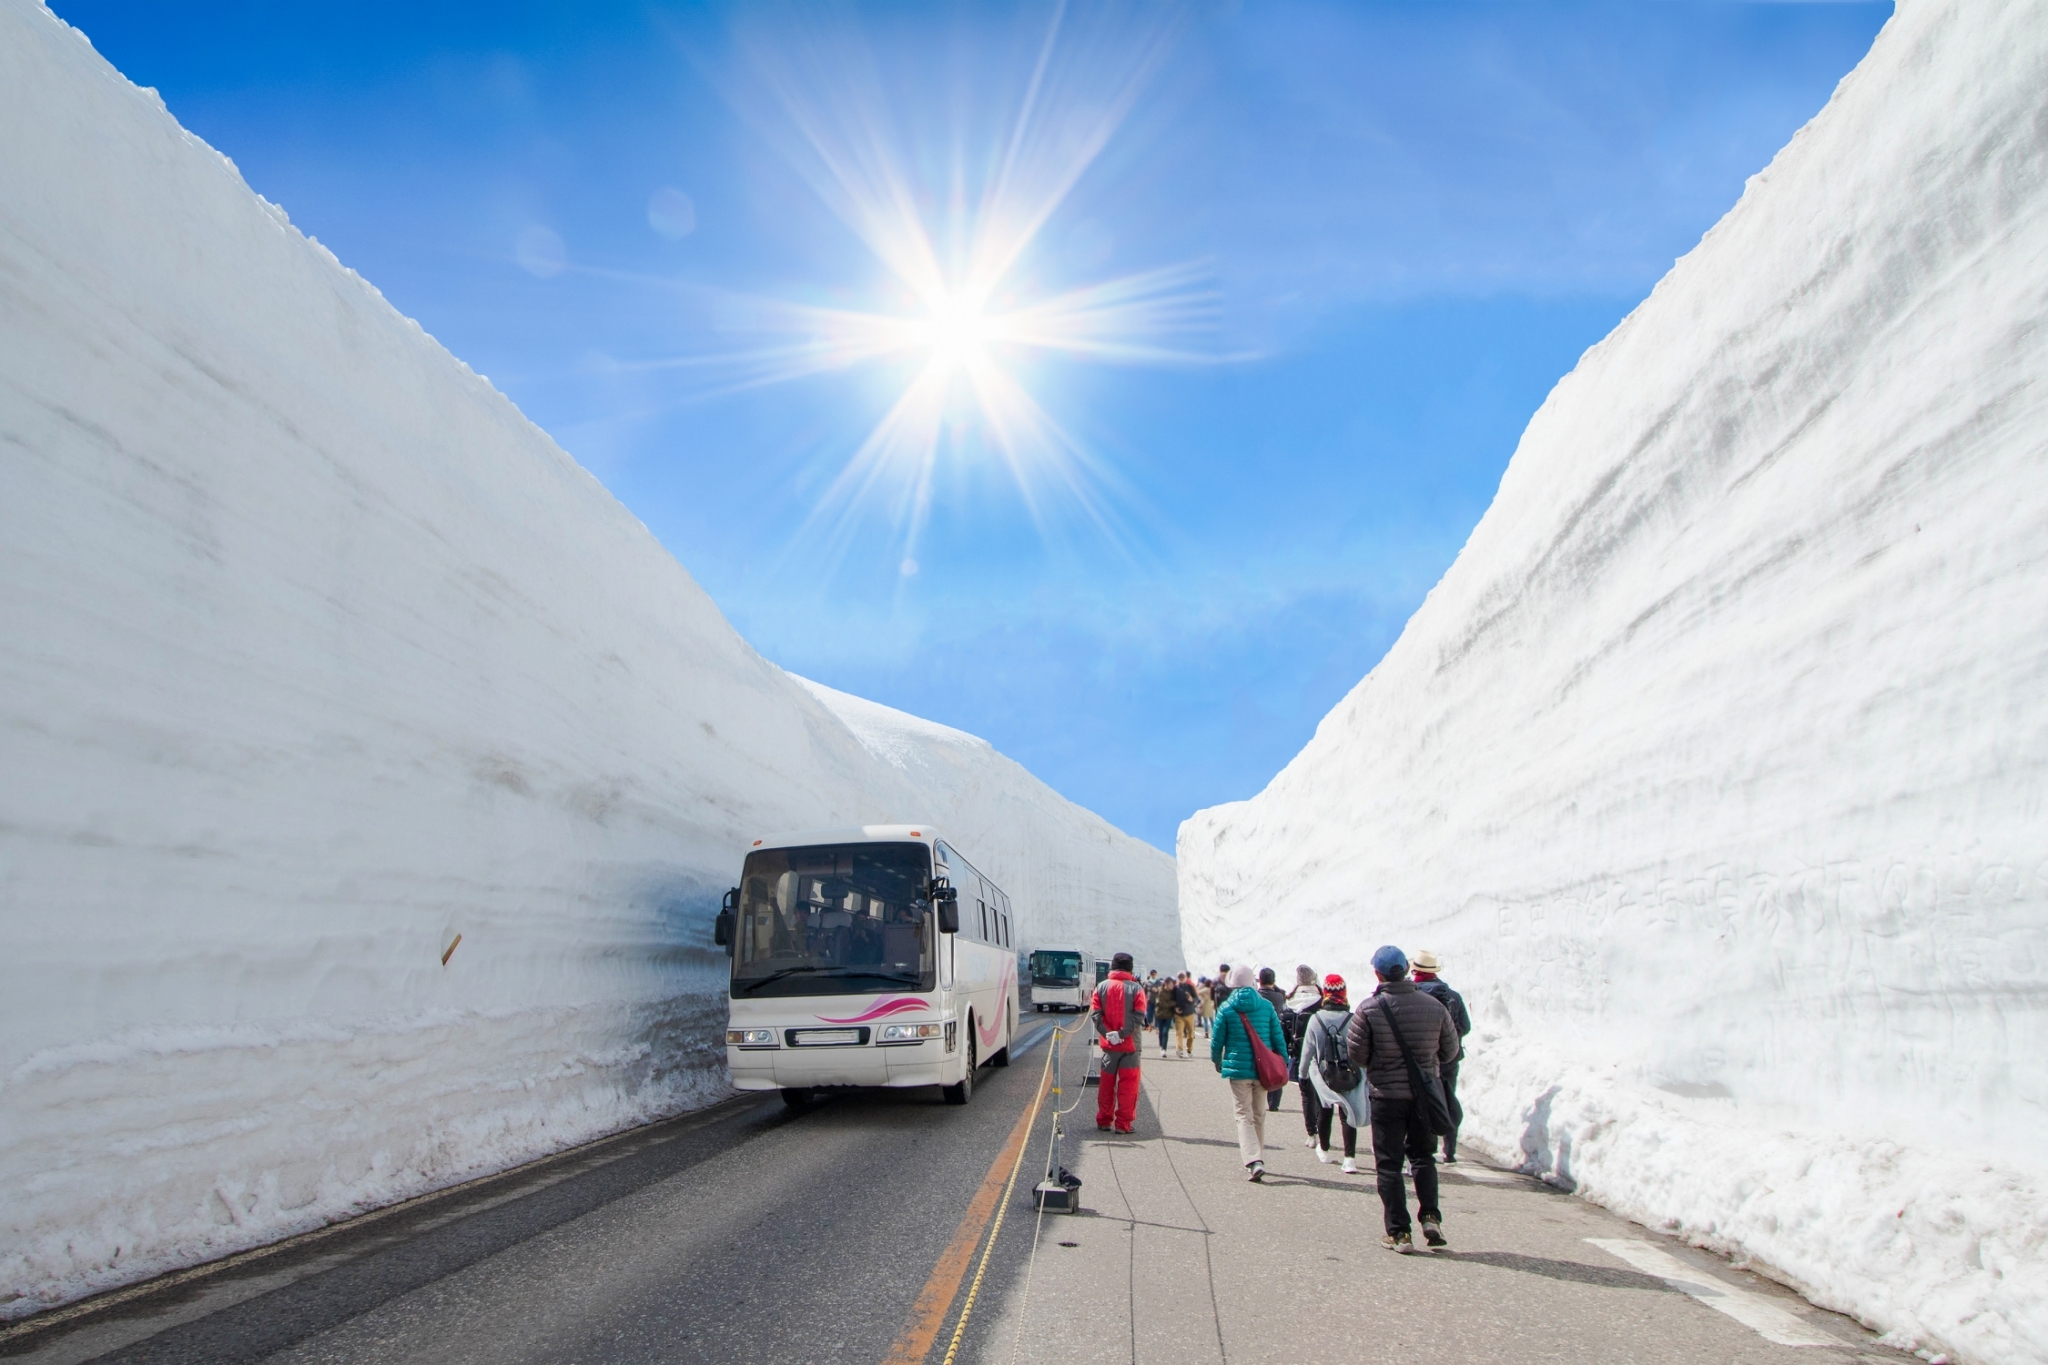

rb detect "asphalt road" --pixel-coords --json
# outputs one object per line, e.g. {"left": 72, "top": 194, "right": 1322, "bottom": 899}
{"left": 0, "top": 1018, "right": 1917, "bottom": 1365}
{"left": 0, "top": 1020, "right": 1077, "bottom": 1365}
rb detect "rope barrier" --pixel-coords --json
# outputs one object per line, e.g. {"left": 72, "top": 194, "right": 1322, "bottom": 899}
{"left": 938, "top": 1027, "right": 1057, "bottom": 1365}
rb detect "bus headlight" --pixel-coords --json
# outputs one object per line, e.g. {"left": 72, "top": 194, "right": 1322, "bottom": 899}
{"left": 726, "top": 1029, "right": 777, "bottom": 1047}
{"left": 879, "top": 1023, "right": 940, "bottom": 1042}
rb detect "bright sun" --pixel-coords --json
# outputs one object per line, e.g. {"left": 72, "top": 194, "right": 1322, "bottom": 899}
{"left": 681, "top": 4, "right": 1217, "bottom": 575}
{"left": 917, "top": 295, "right": 994, "bottom": 375}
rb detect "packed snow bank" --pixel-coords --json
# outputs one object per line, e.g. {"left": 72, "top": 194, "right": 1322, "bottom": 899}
{"left": 0, "top": 2, "right": 1174, "bottom": 1320}
{"left": 1179, "top": 2, "right": 2048, "bottom": 1361}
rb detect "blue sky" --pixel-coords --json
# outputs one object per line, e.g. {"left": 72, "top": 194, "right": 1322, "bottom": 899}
{"left": 53, "top": 1, "right": 1891, "bottom": 851}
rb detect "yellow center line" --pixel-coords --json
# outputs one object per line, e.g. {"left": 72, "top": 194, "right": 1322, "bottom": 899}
{"left": 881, "top": 1030, "right": 1061, "bottom": 1365}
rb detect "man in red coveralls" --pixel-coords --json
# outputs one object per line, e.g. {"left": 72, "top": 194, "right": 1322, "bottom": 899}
{"left": 1091, "top": 951, "right": 1145, "bottom": 1133}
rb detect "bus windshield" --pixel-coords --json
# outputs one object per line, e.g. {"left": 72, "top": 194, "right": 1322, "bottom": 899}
{"left": 732, "top": 842, "right": 936, "bottom": 998}
{"left": 1030, "top": 950, "right": 1083, "bottom": 988}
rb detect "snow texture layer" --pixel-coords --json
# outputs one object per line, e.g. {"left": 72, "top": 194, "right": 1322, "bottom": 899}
{"left": 0, "top": 3, "right": 1175, "bottom": 1319}
{"left": 1179, "top": 3, "right": 2047, "bottom": 1362}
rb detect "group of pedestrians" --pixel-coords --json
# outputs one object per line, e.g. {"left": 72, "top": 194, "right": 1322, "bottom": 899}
{"left": 1088, "top": 943, "right": 1473, "bottom": 1255}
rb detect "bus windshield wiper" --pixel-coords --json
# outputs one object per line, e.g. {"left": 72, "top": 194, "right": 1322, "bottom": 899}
{"left": 735, "top": 966, "right": 921, "bottom": 994}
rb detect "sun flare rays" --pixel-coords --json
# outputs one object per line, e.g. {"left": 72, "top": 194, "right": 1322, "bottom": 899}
{"left": 672, "top": 3, "right": 1222, "bottom": 577}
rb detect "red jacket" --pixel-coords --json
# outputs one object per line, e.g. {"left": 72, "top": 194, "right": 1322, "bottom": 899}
{"left": 1091, "top": 971, "right": 1146, "bottom": 1053}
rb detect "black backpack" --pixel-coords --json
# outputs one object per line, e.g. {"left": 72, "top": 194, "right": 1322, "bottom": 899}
{"left": 1315, "top": 1014, "right": 1362, "bottom": 1094}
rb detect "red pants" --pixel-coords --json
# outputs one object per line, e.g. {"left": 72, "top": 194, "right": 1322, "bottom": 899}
{"left": 1097, "top": 1050, "right": 1140, "bottom": 1130}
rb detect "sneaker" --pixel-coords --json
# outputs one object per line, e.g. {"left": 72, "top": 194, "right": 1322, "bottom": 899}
{"left": 1304, "top": 1134, "right": 1318, "bottom": 1150}
{"left": 1247, "top": 1161, "right": 1266, "bottom": 1183}
{"left": 1421, "top": 1217, "right": 1447, "bottom": 1249}
{"left": 1383, "top": 1231, "right": 1415, "bottom": 1254}
{"left": 1315, "top": 1146, "right": 1332, "bottom": 1164}
{"left": 1341, "top": 1157, "right": 1358, "bottom": 1175}
{"left": 1096, "top": 1122, "right": 1112, "bottom": 1131}
{"left": 1114, "top": 1125, "right": 1134, "bottom": 1135}
{"left": 1443, "top": 1153, "right": 1459, "bottom": 1164}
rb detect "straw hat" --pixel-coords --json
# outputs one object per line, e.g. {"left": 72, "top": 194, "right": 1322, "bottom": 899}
{"left": 1412, "top": 950, "right": 1442, "bottom": 972}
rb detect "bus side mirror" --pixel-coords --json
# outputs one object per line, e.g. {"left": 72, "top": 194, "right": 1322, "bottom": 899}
{"left": 714, "top": 887, "right": 738, "bottom": 954}
{"left": 930, "top": 879, "right": 960, "bottom": 935}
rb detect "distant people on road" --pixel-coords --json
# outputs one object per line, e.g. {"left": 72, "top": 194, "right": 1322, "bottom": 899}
{"left": 1172, "top": 973, "right": 1200, "bottom": 1056}
{"left": 1297, "top": 973, "right": 1365, "bottom": 1174}
{"left": 1211, "top": 964, "right": 1288, "bottom": 1182}
{"left": 1346, "top": 945, "right": 1459, "bottom": 1253}
{"left": 1150, "top": 973, "right": 1177, "bottom": 1055}
{"left": 1256, "top": 967, "right": 1291, "bottom": 1112}
{"left": 1196, "top": 978, "right": 1217, "bottom": 1037}
{"left": 1091, "top": 952, "right": 1146, "bottom": 1134}
{"left": 1411, "top": 951, "right": 1472, "bottom": 1163}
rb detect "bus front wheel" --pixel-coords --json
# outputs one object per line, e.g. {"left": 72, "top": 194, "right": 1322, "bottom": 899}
{"left": 942, "top": 1032, "right": 976, "bottom": 1105}
{"left": 780, "top": 1087, "right": 814, "bottom": 1108}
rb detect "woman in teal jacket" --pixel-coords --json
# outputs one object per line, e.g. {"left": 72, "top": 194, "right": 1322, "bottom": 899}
{"left": 1210, "top": 965, "right": 1288, "bottom": 1180}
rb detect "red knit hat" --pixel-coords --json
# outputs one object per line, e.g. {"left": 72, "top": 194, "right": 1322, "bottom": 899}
{"left": 1321, "top": 972, "right": 1347, "bottom": 1004}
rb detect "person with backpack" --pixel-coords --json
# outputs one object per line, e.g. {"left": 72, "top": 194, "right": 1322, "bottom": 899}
{"left": 1345, "top": 945, "right": 1460, "bottom": 1252}
{"left": 1172, "top": 972, "right": 1200, "bottom": 1056}
{"left": 1411, "top": 951, "right": 1472, "bottom": 1162}
{"left": 1297, "top": 973, "right": 1365, "bottom": 1174}
{"left": 1196, "top": 977, "right": 1216, "bottom": 1037}
{"left": 1256, "top": 968, "right": 1291, "bottom": 1112}
{"left": 1091, "top": 952, "right": 1146, "bottom": 1134}
{"left": 1210, "top": 965, "right": 1288, "bottom": 1181}
{"left": 1283, "top": 964, "right": 1324, "bottom": 1144}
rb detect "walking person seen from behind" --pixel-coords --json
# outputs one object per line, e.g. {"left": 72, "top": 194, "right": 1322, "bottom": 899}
{"left": 1196, "top": 978, "right": 1216, "bottom": 1037}
{"left": 1284, "top": 964, "right": 1323, "bottom": 1145}
{"left": 1411, "top": 951, "right": 1472, "bottom": 1162}
{"left": 1346, "top": 945, "right": 1459, "bottom": 1252}
{"left": 1091, "top": 952, "right": 1146, "bottom": 1134}
{"left": 1211, "top": 964, "right": 1288, "bottom": 1181}
{"left": 1256, "top": 967, "right": 1291, "bottom": 1112}
{"left": 1297, "top": 973, "right": 1366, "bottom": 1174}
{"left": 1172, "top": 973, "right": 1200, "bottom": 1056}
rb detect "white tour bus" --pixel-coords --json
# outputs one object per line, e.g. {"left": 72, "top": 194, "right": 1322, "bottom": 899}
{"left": 1027, "top": 946, "right": 1094, "bottom": 1012}
{"left": 716, "top": 825, "right": 1020, "bottom": 1107}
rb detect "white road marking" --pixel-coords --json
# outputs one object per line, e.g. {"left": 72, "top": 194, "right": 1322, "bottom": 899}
{"left": 1586, "top": 1239, "right": 1841, "bottom": 1348}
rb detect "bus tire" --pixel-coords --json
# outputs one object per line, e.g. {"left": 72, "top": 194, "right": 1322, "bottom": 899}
{"left": 780, "top": 1087, "right": 814, "bottom": 1108}
{"left": 990, "top": 1021, "right": 1011, "bottom": 1068}
{"left": 942, "top": 1032, "right": 976, "bottom": 1105}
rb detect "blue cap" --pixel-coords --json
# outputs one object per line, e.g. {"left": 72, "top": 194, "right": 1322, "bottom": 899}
{"left": 1371, "top": 944, "right": 1409, "bottom": 977}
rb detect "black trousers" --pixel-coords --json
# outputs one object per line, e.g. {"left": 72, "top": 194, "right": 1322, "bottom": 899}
{"left": 1316, "top": 1102, "right": 1358, "bottom": 1157}
{"left": 1368, "top": 1095, "right": 1441, "bottom": 1234}
{"left": 1442, "top": 1059, "right": 1463, "bottom": 1158}
{"left": 1299, "top": 1078, "right": 1321, "bottom": 1134}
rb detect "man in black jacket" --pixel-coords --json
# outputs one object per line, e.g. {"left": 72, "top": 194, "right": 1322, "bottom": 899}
{"left": 1256, "top": 967, "right": 1291, "bottom": 1110}
{"left": 1345, "top": 945, "right": 1459, "bottom": 1253}
{"left": 1411, "top": 951, "right": 1471, "bottom": 1162}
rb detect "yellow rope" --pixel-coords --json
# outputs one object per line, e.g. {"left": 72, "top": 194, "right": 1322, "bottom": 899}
{"left": 940, "top": 1029, "right": 1056, "bottom": 1365}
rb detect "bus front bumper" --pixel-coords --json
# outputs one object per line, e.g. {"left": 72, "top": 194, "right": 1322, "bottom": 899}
{"left": 728, "top": 1040, "right": 956, "bottom": 1090}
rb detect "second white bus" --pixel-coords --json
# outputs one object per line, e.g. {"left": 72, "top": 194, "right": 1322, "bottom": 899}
{"left": 1027, "top": 946, "right": 1094, "bottom": 1012}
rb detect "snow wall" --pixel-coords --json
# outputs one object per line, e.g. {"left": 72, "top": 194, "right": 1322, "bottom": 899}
{"left": 1179, "top": 3, "right": 2046, "bottom": 1362}
{"left": 0, "top": 3, "right": 1176, "bottom": 1320}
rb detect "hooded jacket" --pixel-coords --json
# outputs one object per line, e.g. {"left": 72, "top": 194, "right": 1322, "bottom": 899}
{"left": 1209, "top": 986, "right": 1286, "bottom": 1081}
{"left": 1343, "top": 980, "right": 1459, "bottom": 1099}
{"left": 1091, "top": 971, "right": 1146, "bottom": 1054}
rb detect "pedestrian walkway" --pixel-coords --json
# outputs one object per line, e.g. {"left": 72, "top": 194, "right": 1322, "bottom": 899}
{"left": 977, "top": 1037, "right": 1910, "bottom": 1365}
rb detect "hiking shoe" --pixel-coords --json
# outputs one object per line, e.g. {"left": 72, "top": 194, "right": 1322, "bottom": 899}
{"left": 1341, "top": 1157, "right": 1358, "bottom": 1175}
{"left": 1315, "top": 1146, "right": 1332, "bottom": 1164}
{"left": 1247, "top": 1161, "right": 1266, "bottom": 1183}
{"left": 1383, "top": 1231, "right": 1415, "bottom": 1254}
{"left": 1421, "top": 1218, "right": 1447, "bottom": 1249}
